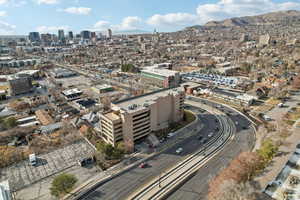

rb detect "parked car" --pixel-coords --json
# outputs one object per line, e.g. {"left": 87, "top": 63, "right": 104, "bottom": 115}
{"left": 139, "top": 162, "right": 148, "bottom": 168}
{"left": 176, "top": 147, "right": 183, "bottom": 154}
{"left": 78, "top": 157, "right": 94, "bottom": 167}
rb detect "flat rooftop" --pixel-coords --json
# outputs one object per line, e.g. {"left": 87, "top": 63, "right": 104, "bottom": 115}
{"left": 114, "top": 87, "right": 184, "bottom": 113}
{"left": 104, "top": 112, "right": 121, "bottom": 121}
{"left": 141, "top": 68, "right": 178, "bottom": 77}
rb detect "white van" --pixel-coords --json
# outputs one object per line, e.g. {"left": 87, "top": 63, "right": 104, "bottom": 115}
{"left": 29, "top": 154, "right": 37, "bottom": 166}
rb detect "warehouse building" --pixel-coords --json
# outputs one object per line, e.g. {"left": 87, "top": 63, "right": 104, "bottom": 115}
{"left": 99, "top": 87, "right": 185, "bottom": 152}
{"left": 141, "top": 66, "right": 180, "bottom": 88}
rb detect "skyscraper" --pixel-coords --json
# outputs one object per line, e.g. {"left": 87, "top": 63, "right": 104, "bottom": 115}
{"left": 68, "top": 31, "right": 74, "bottom": 40}
{"left": 81, "top": 30, "right": 91, "bottom": 39}
{"left": 58, "top": 29, "right": 65, "bottom": 41}
{"left": 91, "top": 32, "right": 96, "bottom": 38}
{"left": 28, "top": 32, "right": 40, "bottom": 42}
{"left": 107, "top": 29, "right": 112, "bottom": 39}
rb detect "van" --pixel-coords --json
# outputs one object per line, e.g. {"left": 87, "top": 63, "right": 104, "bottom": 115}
{"left": 29, "top": 154, "right": 37, "bottom": 166}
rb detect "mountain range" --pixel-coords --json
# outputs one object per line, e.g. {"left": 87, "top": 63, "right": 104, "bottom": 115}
{"left": 192, "top": 10, "right": 300, "bottom": 28}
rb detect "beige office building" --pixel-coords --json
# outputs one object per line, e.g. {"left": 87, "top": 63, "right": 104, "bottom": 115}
{"left": 99, "top": 87, "right": 185, "bottom": 152}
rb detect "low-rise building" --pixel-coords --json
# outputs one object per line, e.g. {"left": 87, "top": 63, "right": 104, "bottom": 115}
{"left": 99, "top": 87, "right": 185, "bottom": 151}
{"left": 92, "top": 84, "right": 114, "bottom": 94}
{"left": 141, "top": 66, "right": 180, "bottom": 88}
{"left": 62, "top": 88, "right": 83, "bottom": 101}
{"left": 0, "top": 180, "right": 12, "bottom": 200}
{"left": 8, "top": 74, "right": 33, "bottom": 96}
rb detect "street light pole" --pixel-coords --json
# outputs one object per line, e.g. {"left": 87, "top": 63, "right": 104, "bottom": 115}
{"left": 159, "top": 173, "right": 161, "bottom": 188}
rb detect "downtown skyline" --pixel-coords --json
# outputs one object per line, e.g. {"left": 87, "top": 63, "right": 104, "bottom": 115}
{"left": 0, "top": 0, "right": 300, "bottom": 35}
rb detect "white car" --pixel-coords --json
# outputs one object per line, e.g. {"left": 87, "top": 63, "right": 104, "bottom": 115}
{"left": 208, "top": 132, "right": 213, "bottom": 137}
{"left": 176, "top": 148, "right": 183, "bottom": 154}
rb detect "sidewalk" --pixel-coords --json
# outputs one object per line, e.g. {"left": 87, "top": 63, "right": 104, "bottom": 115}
{"left": 254, "top": 125, "right": 300, "bottom": 189}
{"left": 254, "top": 91, "right": 300, "bottom": 189}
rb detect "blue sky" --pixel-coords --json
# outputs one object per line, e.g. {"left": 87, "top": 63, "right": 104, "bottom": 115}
{"left": 0, "top": 0, "right": 299, "bottom": 35}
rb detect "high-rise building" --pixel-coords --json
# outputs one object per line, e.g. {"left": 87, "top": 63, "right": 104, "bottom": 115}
{"left": 81, "top": 30, "right": 91, "bottom": 39}
{"left": 91, "top": 32, "right": 96, "bottom": 39}
{"left": 68, "top": 31, "right": 74, "bottom": 40}
{"left": 40, "top": 33, "right": 52, "bottom": 46}
{"left": 58, "top": 29, "right": 65, "bottom": 41}
{"left": 28, "top": 32, "right": 40, "bottom": 42}
{"left": 107, "top": 29, "right": 112, "bottom": 39}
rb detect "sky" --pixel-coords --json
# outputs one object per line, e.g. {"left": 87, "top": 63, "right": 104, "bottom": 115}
{"left": 0, "top": 0, "right": 299, "bottom": 35}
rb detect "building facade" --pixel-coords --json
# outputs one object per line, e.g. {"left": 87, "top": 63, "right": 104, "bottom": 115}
{"left": 141, "top": 67, "right": 180, "bottom": 88}
{"left": 99, "top": 87, "right": 185, "bottom": 151}
{"left": 8, "top": 75, "right": 33, "bottom": 96}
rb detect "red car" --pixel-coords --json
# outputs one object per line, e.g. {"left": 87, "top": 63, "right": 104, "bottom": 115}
{"left": 139, "top": 162, "right": 147, "bottom": 168}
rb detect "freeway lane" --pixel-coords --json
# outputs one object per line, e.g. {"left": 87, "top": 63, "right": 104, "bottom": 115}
{"left": 166, "top": 98, "right": 256, "bottom": 200}
{"left": 76, "top": 107, "right": 222, "bottom": 200}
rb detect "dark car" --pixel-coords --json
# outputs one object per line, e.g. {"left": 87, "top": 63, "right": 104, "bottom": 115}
{"left": 78, "top": 157, "right": 94, "bottom": 167}
{"left": 197, "top": 136, "right": 203, "bottom": 140}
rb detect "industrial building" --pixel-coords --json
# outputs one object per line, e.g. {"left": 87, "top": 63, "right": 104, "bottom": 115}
{"left": 51, "top": 68, "right": 77, "bottom": 78}
{"left": 141, "top": 65, "right": 180, "bottom": 88}
{"left": 99, "top": 87, "right": 185, "bottom": 151}
{"left": 91, "top": 84, "right": 114, "bottom": 94}
{"left": 8, "top": 74, "right": 33, "bottom": 96}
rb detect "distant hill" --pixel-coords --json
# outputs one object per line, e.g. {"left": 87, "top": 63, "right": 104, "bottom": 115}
{"left": 203, "top": 10, "right": 300, "bottom": 27}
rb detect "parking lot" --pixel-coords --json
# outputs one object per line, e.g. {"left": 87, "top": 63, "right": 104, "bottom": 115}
{"left": 182, "top": 72, "right": 238, "bottom": 88}
{"left": 0, "top": 140, "right": 95, "bottom": 191}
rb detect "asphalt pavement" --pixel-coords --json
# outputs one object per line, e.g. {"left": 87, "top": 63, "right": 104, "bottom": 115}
{"left": 74, "top": 97, "right": 255, "bottom": 200}
{"left": 76, "top": 106, "right": 221, "bottom": 200}
{"left": 166, "top": 97, "right": 255, "bottom": 200}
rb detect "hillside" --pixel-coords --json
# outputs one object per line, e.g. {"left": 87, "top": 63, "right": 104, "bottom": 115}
{"left": 204, "top": 10, "right": 300, "bottom": 27}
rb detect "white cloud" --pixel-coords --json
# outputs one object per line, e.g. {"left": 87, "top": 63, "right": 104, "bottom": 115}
{"left": 93, "top": 16, "right": 142, "bottom": 31}
{"left": 0, "top": 20, "right": 16, "bottom": 34}
{"left": 196, "top": 0, "right": 300, "bottom": 23}
{"left": 114, "top": 16, "right": 142, "bottom": 30}
{"left": 0, "top": 0, "right": 8, "bottom": 4}
{"left": 36, "top": 25, "right": 69, "bottom": 33}
{"left": 147, "top": 13, "right": 198, "bottom": 27}
{"left": 62, "top": 7, "right": 91, "bottom": 15}
{"left": 0, "top": 11, "right": 6, "bottom": 17}
{"left": 93, "top": 20, "right": 110, "bottom": 30}
{"left": 37, "top": 0, "right": 58, "bottom": 5}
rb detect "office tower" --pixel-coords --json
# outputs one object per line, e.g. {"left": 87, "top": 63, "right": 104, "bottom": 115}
{"left": 107, "top": 29, "right": 112, "bottom": 39}
{"left": 58, "top": 29, "right": 65, "bottom": 41}
{"left": 80, "top": 30, "right": 91, "bottom": 39}
{"left": 28, "top": 32, "right": 40, "bottom": 42}
{"left": 68, "top": 31, "right": 74, "bottom": 40}
{"left": 91, "top": 32, "right": 96, "bottom": 38}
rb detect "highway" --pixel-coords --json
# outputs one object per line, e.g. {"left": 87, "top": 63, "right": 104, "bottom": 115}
{"left": 166, "top": 97, "right": 255, "bottom": 200}
{"left": 128, "top": 101, "right": 235, "bottom": 200}
{"left": 73, "top": 97, "right": 255, "bottom": 200}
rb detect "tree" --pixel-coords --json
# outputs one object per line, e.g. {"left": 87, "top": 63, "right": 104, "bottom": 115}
{"left": 50, "top": 173, "right": 78, "bottom": 197}
{"left": 208, "top": 152, "right": 263, "bottom": 200}
{"left": 3, "top": 117, "right": 17, "bottom": 129}
{"left": 257, "top": 139, "right": 278, "bottom": 162}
